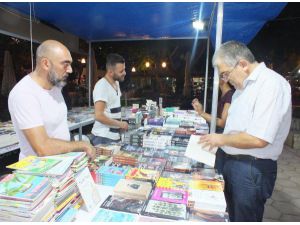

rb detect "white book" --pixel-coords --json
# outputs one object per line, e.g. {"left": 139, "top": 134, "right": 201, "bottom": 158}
{"left": 185, "top": 135, "right": 217, "bottom": 167}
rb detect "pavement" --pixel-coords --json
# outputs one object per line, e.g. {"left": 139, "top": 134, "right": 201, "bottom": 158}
{"left": 263, "top": 145, "right": 300, "bottom": 222}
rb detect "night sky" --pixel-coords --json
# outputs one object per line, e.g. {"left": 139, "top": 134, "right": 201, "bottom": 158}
{"left": 248, "top": 2, "right": 300, "bottom": 76}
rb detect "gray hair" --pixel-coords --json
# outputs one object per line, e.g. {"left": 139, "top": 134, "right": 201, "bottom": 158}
{"left": 212, "top": 41, "right": 256, "bottom": 67}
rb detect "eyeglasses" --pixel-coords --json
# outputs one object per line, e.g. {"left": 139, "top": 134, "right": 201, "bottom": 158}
{"left": 220, "top": 61, "right": 240, "bottom": 82}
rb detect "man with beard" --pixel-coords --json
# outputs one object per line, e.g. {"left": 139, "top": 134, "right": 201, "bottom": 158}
{"left": 8, "top": 40, "right": 95, "bottom": 160}
{"left": 91, "top": 53, "right": 128, "bottom": 145}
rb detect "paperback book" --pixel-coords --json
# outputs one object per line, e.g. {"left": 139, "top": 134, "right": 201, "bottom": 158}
{"left": 101, "top": 195, "right": 145, "bottom": 214}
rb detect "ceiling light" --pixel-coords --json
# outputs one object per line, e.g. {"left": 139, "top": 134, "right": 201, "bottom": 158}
{"left": 193, "top": 20, "right": 205, "bottom": 30}
{"left": 162, "top": 62, "right": 167, "bottom": 68}
{"left": 132, "top": 67, "right": 136, "bottom": 72}
{"left": 81, "top": 58, "right": 86, "bottom": 64}
{"left": 145, "top": 62, "right": 150, "bottom": 68}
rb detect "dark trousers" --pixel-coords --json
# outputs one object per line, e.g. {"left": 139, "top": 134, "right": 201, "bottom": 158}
{"left": 214, "top": 148, "right": 226, "bottom": 175}
{"left": 223, "top": 156, "right": 277, "bottom": 221}
{"left": 91, "top": 135, "right": 120, "bottom": 145}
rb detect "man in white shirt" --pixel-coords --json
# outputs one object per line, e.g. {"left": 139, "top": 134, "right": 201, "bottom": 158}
{"left": 8, "top": 40, "right": 95, "bottom": 160}
{"left": 200, "top": 41, "right": 291, "bottom": 221}
{"left": 91, "top": 53, "right": 128, "bottom": 145}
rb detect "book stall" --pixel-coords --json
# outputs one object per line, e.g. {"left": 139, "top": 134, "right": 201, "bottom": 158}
{"left": 0, "top": 101, "right": 228, "bottom": 222}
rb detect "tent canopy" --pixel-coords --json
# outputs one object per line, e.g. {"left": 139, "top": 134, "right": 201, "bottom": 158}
{"left": 1, "top": 2, "right": 286, "bottom": 44}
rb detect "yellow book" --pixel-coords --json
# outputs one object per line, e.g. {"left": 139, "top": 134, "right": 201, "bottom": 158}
{"left": 189, "top": 180, "right": 223, "bottom": 192}
{"left": 7, "top": 155, "right": 61, "bottom": 174}
{"left": 156, "top": 177, "right": 188, "bottom": 190}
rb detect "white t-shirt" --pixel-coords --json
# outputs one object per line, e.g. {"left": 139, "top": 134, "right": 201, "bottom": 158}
{"left": 8, "top": 75, "right": 70, "bottom": 160}
{"left": 222, "top": 63, "right": 291, "bottom": 160}
{"left": 91, "top": 78, "right": 122, "bottom": 140}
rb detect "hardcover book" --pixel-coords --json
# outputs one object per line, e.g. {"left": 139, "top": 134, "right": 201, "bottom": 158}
{"left": 114, "top": 179, "right": 152, "bottom": 200}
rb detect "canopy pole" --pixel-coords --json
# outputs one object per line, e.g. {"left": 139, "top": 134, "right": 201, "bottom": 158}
{"left": 203, "top": 38, "right": 210, "bottom": 112}
{"left": 210, "top": 2, "right": 223, "bottom": 134}
{"left": 88, "top": 42, "right": 92, "bottom": 107}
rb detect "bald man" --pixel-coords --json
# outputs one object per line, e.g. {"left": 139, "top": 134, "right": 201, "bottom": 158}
{"left": 8, "top": 40, "right": 95, "bottom": 160}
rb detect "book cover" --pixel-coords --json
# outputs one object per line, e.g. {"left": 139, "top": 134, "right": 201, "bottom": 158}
{"left": 101, "top": 195, "right": 145, "bottom": 214}
{"left": 151, "top": 188, "right": 188, "bottom": 205}
{"left": 189, "top": 209, "right": 229, "bottom": 222}
{"left": 156, "top": 177, "right": 189, "bottom": 191}
{"left": 114, "top": 179, "right": 152, "bottom": 200}
{"left": 0, "top": 173, "right": 50, "bottom": 202}
{"left": 126, "top": 168, "right": 160, "bottom": 183}
{"left": 6, "top": 156, "right": 60, "bottom": 174}
{"left": 142, "top": 199, "right": 187, "bottom": 220}
{"left": 91, "top": 208, "right": 137, "bottom": 222}
{"left": 189, "top": 180, "right": 223, "bottom": 192}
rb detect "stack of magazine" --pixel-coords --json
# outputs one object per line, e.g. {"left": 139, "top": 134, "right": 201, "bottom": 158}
{"left": 96, "top": 165, "right": 129, "bottom": 186}
{"left": 0, "top": 173, "right": 55, "bottom": 221}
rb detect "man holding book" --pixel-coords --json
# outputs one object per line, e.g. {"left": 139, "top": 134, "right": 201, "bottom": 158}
{"left": 199, "top": 41, "right": 291, "bottom": 221}
{"left": 8, "top": 40, "right": 95, "bottom": 160}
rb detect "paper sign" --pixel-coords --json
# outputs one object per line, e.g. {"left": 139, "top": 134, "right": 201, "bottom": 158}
{"left": 75, "top": 167, "right": 101, "bottom": 212}
{"left": 185, "top": 135, "right": 217, "bottom": 167}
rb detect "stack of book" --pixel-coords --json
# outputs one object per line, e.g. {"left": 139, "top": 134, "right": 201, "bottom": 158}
{"left": 147, "top": 117, "right": 164, "bottom": 126}
{"left": 188, "top": 179, "right": 226, "bottom": 212}
{"left": 0, "top": 173, "right": 55, "bottom": 222}
{"left": 142, "top": 147, "right": 167, "bottom": 158}
{"left": 171, "top": 134, "right": 190, "bottom": 147}
{"left": 6, "top": 155, "right": 61, "bottom": 176}
{"left": 142, "top": 135, "right": 172, "bottom": 149}
{"left": 39, "top": 152, "right": 87, "bottom": 221}
{"left": 96, "top": 165, "right": 129, "bottom": 186}
{"left": 112, "top": 151, "right": 141, "bottom": 167}
{"left": 138, "top": 157, "right": 166, "bottom": 172}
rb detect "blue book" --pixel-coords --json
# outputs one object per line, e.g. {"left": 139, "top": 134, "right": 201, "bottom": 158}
{"left": 92, "top": 208, "right": 137, "bottom": 222}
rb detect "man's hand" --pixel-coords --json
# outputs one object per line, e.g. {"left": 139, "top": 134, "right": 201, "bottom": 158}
{"left": 81, "top": 142, "right": 96, "bottom": 160}
{"left": 198, "top": 133, "right": 225, "bottom": 151}
{"left": 119, "top": 121, "right": 129, "bottom": 131}
{"left": 191, "top": 98, "right": 204, "bottom": 115}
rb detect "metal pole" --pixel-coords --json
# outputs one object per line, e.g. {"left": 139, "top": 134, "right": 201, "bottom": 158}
{"left": 203, "top": 38, "right": 210, "bottom": 112}
{"left": 210, "top": 2, "right": 223, "bottom": 134}
{"left": 88, "top": 42, "right": 92, "bottom": 107}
